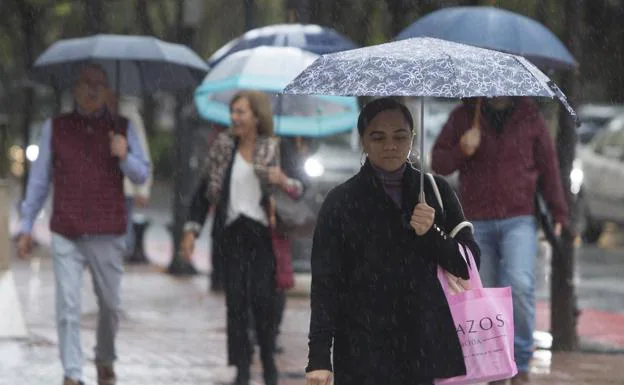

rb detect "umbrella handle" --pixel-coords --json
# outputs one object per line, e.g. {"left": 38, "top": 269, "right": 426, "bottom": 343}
{"left": 472, "top": 97, "right": 482, "bottom": 130}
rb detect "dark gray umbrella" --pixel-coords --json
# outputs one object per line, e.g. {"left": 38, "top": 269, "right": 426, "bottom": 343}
{"left": 32, "top": 34, "right": 209, "bottom": 94}
{"left": 283, "top": 37, "right": 577, "bottom": 202}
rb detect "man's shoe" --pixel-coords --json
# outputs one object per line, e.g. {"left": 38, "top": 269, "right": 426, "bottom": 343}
{"left": 96, "top": 364, "right": 116, "bottom": 385}
{"left": 63, "top": 378, "right": 84, "bottom": 385}
{"left": 511, "top": 372, "right": 531, "bottom": 384}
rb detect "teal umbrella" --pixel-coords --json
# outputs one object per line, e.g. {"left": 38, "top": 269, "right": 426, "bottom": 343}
{"left": 194, "top": 46, "right": 359, "bottom": 137}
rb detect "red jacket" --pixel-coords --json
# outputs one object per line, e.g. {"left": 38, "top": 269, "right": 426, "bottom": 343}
{"left": 50, "top": 112, "right": 128, "bottom": 238}
{"left": 431, "top": 98, "right": 568, "bottom": 225}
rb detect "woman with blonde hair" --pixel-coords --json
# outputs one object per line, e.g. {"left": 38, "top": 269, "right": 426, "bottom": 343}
{"left": 181, "top": 90, "right": 304, "bottom": 385}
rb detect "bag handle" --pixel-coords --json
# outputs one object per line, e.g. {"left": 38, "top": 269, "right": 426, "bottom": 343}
{"left": 425, "top": 174, "right": 481, "bottom": 292}
{"left": 426, "top": 173, "right": 443, "bottom": 212}
{"left": 458, "top": 243, "right": 482, "bottom": 287}
{"left": 425, "top": 173, "right": 474, "bottom": 238}
{"left": 450, "top": 221, "right": 474, "bottom": 238}
{"left": 437, "top": 244, "right": 483, "bottom": 296}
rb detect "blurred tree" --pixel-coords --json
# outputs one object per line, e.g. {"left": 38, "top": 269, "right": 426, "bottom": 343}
{"left": 84, "top": 0, "right": 107, "bottom": 34}
{"left": 584, "top": 0, "right": 624, "bottom": 102}
{"left": 168, "top": 0, "right": 201, "bottom": 275}
{"left": 135, "top": 0, "right": 157, "bottom": 136}
{"left": 135, "top": 0, "right": 154, "bottom": 36}
{"left": 244, "top": 0, "right": 255, "bottom": 31}
{"left": 386, "top": 0, "right": 418, "bottom": 37}
{"left": 13, "top": 0, "right": 45, "bottom": 196}
{"left": 0, "top": 0, "right": 84, "bottom": 190}
{"left": 535, "top": 0, "right": 548, "bottom": 23}
{"left": 308, "top": 0, "right": 385, "bottom": 45}
{"left": 552, "top": 0, "right": 581, "bottom": 351}
{"left": 285, "top": 0, "right": 310, "bottom": 23}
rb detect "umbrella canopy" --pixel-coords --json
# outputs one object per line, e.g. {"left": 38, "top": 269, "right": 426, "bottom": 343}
{"left": 283, "top": 37, "right": 576, "bottom": 120}
{"left": 195, "top": 46, "right": 359, "bottom": 137}
{"left": 283, "top": 37, "right": 577, "bottom": 202}
{"left": 32, "top": 34, "right": 209, "bottom": 94}
{"left": 395, "top": 6, "right": 577, "bottom": 70}
{"left": 206, "top": 23, "right": 358, "bottom": 68}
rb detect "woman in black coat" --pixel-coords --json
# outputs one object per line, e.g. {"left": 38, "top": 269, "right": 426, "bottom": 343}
{"left": 305, "top": 98, "right": 481, "bottom": 385}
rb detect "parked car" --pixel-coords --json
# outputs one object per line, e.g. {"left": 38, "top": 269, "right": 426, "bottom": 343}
{"left": 575, "top": 114, "right": 624, "bottom": 243}
{"left": 577, "top": 103, "right": 624, "bottom": 145}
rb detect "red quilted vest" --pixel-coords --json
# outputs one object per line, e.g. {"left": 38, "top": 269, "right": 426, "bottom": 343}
{"left": 50, "top": 111, "right": 128, "bottom": 238}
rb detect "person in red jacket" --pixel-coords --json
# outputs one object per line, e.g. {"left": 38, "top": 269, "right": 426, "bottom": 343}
{"left": 431, "top": 96, "right": 568, "bottom": 385}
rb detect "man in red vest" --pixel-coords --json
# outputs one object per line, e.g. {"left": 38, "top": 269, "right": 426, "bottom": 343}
{"left": 17, "top": 63, "right": 150, "bottom": 385}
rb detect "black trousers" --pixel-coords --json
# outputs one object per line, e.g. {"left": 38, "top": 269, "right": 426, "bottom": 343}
{"left": 275, "top": 290, "right": 286, "bottom": 338}
{"left": 222, "top": 215, "right": 278, "bottom": 373}
{"left": 210, "top": 249, "right": 224, "bottom": 291}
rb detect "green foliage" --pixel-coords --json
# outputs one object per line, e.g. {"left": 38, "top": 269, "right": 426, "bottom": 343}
{"left": 148, "top": 130, "right": 175, "bottom": 178}
{"left": 53, "top": 1, "right": 73, "bottom": 17}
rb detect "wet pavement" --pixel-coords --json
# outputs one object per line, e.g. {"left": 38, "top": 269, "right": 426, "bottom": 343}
{"left": 2, "top": 253, "right": 310, "bottom": 385}
{"left": 2, "top": 251, "right": 624, "bottom": 385}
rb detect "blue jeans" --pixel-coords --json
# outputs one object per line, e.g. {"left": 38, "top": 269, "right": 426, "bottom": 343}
{"left": 472, "top": 215, "right": 538, "bottom": 373}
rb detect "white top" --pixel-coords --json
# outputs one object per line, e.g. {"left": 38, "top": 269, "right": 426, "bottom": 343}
{"left": 120, "top": 96, "right": 153, "bottom": 198}
{"left": 226, "top": 151, "right": 268, "bottom": 226}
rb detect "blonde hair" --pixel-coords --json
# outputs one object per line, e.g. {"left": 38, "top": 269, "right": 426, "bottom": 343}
{"left": 230, "top": 90, "right": 274, "bottom": 136}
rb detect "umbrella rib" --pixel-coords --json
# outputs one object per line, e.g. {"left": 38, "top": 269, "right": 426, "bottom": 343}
{"left": 135, "top": 60, "right": 149, "bottom": 97}
{"left": 439, "top": 49, "right": 461, "bottom": 97}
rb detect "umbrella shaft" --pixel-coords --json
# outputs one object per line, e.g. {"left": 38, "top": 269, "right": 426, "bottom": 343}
{"left": 419, "top": 97, "right": 426, "bottom": 204}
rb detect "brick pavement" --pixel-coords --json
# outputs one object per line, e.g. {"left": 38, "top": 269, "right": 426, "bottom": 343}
{"left": 2, "top": 249, "right": 624, "bottom": 385}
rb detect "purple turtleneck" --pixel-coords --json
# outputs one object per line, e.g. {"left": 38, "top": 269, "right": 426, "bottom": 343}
{"left": 372, "top": 163, "right": 406, "bottom": 207}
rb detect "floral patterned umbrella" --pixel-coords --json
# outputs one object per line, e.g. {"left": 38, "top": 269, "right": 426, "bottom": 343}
{"left": 283, "top": 37, "right": 577, "bottom": 201}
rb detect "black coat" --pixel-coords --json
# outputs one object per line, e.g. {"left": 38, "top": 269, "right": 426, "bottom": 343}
{"left": 306, "top": 161, "right": 481, "bottom": 385}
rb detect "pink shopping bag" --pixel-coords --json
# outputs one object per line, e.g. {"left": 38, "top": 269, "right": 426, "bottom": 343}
{"left": 435, "top": 245, "right": 517, "bottom": 385}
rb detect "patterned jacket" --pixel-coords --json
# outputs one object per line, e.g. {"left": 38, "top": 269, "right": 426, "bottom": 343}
{"left": 203, "top": 131, "right": 280, "bottom": 206}
{"left": 185, "top": 131, "right": 304, "bottom": 236}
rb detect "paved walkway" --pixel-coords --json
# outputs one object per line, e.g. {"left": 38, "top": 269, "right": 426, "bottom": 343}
{"left": 1, "top": 248, "right": 624, "bottom": 385}
{"left": 2, "top": 252, "right": 310, "bottom": 385}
